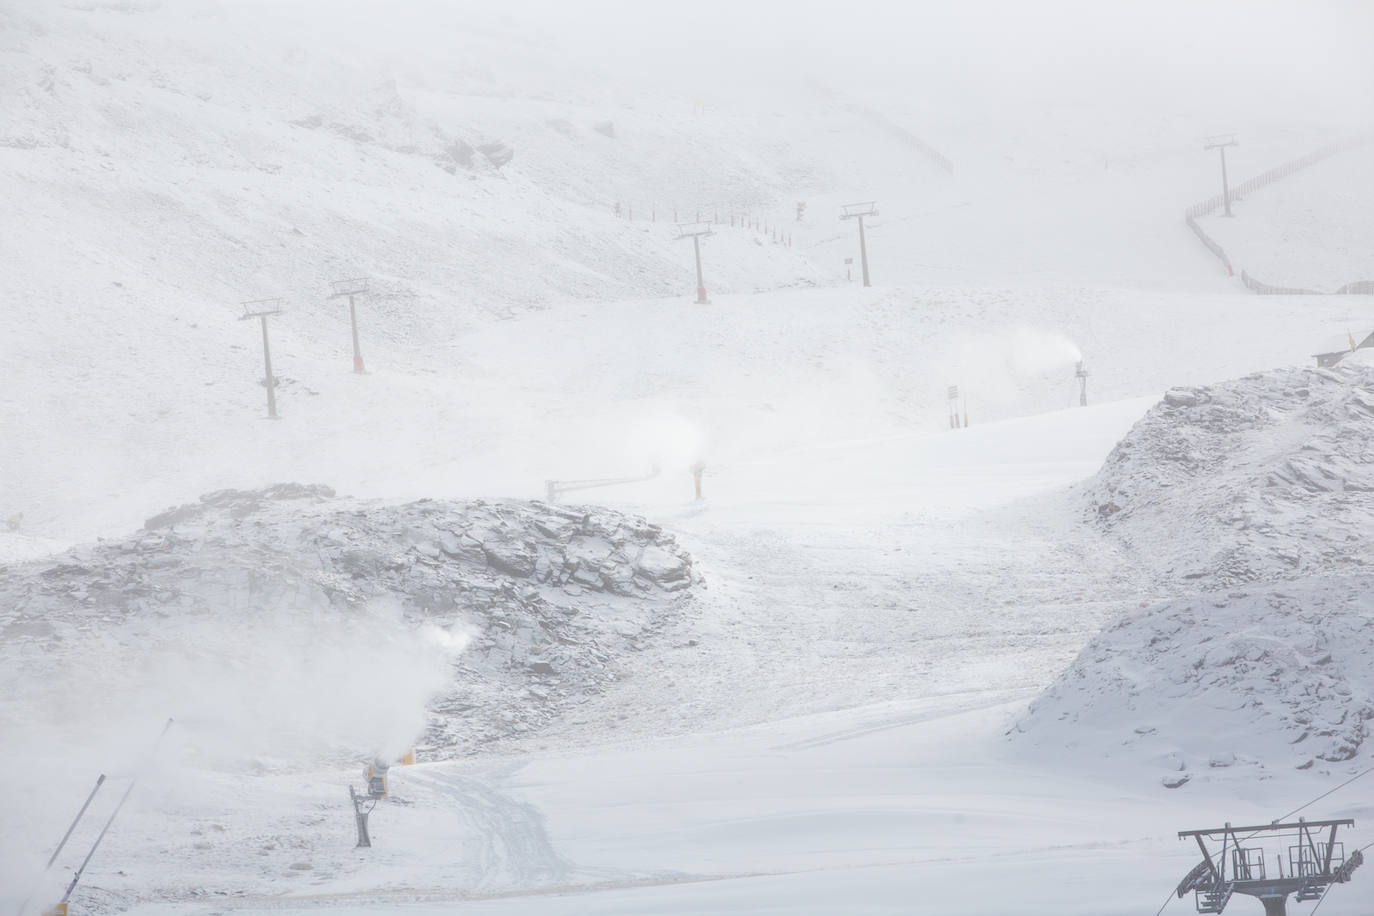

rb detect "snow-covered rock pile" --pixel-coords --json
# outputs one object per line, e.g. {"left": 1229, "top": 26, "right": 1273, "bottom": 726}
{"left": 1086, "top": 355, "right": 1374, "bottom": 587}
{"left": 1014, "top": 356, "right": 1374, "bottom": 783}
{"left": 1012, "top": 578, "right": 1374, "bottom": 781}
{"left": 0, "top": 485, "right": 699, "bottom": 760}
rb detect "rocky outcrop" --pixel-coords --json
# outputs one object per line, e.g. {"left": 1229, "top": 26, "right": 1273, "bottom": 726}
{"left": 0, "top": 486, "right": 700, "bottom": 757}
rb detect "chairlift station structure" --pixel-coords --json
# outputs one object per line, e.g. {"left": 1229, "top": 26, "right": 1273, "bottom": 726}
{"left": 1175, "top": 817, "right": 1362, "bottom": 916}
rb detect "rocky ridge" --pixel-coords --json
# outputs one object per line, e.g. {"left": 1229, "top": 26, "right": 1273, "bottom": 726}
{"left": 1014, "top": 356, "right": 1374, "bottom": 784}
{"left": 1086, "top": 354, "right": 1374, "bottom": 588}
{"left": 0, "top": 484, "right": 700, "bottom": 759}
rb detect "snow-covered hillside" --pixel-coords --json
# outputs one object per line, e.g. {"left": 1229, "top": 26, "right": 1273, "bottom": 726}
{"left": 7, "top": 0, "right": 1374, "bottom": 913}
{"left": 1197, "top": 143, "right": 1374, "bottom": 291}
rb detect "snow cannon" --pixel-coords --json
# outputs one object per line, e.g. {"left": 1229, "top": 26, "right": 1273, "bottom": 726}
{"left": 365, "top": 761, "right": 389, "bottom": 798}
{"left": 41, "top": 904, "right": 68, "bottom": 916}
{"left": 399, "top": 749, "right": 416, "bottom": 767}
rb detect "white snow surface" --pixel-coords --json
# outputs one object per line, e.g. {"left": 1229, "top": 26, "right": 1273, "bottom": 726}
{"left": 1198, "top": 147, "right": 1374, "bottom": 291}
{"left": 5, "top": 1, "right": 1374, "bottom": 914}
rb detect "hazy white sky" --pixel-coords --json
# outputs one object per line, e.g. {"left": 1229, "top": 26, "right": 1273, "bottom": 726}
{"left": 249, "top": 0, "right": 1372, "bottom": 128}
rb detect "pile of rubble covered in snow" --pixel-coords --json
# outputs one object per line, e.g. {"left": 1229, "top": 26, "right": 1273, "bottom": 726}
{"left": 0, "top": 484, "right": 699, "bottom": 760}
{"left": 1013, "top": 354, "right": 1374, "bottom": 784}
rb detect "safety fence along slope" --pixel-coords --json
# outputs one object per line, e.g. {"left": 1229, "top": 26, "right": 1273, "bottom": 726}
{"left": 1183, "top": 131, "right": 1374, "bottom": 292}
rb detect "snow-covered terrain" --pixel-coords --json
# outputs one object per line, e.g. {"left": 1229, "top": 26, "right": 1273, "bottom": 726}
{"left": 5, "top": 0, "right": 1374, "bottom": 914}
{"left": 1197, "top": 143, "right": 1374, "bottom": 291}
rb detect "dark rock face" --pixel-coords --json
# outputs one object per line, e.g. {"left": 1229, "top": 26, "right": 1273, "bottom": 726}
{"left": 1, "top": 486, "right": 700, "bottom": 757}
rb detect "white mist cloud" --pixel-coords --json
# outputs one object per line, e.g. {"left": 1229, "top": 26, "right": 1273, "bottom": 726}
{"left": 941, "top": 326, "right": 1085, "bottom": 414}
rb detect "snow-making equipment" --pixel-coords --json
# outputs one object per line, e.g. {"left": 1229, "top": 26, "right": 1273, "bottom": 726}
{"left": 1076, "top": 360, "right": 1088, "bottom": 407}
{"left": 15, "top": 775, "right": 105, "bottom": 916}
{"left": 239, "top": 299, "right": 285, "bottom": 419}
{"left": 1174, "top": 817, "right": 1362, "bottom": 916}
{"left": 675, "top": 222, "right": 714, "bottom": 304}
{"left": 328, "top": 277, "right": 370, "bottom": 374}
{"left": 840, "top": 201, "right": 878, "bottom": 287}
{"left": 349, "top": 785, "right": 374, "bottom": 848}
{"left": 365, "top": 760, "right": 390, "bottom": 798}
{"left": 38, "top": 719, "right": 173, "bottom": 916}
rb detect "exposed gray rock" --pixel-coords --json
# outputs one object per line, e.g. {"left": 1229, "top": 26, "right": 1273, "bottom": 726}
{"left": 1, "top": 486, "right": 700, "bottom": 758}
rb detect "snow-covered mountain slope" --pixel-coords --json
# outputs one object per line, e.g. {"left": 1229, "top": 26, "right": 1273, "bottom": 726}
{"left": 8, "top": 1, "right": 1374, "bottom": 913}
{"left": 4, "top": 0, "right": 1372, "bottom": 553}
{"left": 1197, "top": 143, "right": 1374, "bottom": 290}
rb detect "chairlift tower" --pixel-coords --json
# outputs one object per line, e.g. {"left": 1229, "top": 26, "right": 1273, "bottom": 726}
{"left": 1204, "top": 133, "right": 1239, "bottom": 217}
{"left": 1174, "top": 817, "right": 1363, "bottom": 916}
{"left": 239, "top": 299, "right": 284, "bottom": 419}
{"left": 329, "top": 277, "right": 370, "bottom": 373}
{"left": 676, "top": 222, "right": 714, "bottom": 304}
{"left": 840, "top": 201, "right": 878, "bottom": 287}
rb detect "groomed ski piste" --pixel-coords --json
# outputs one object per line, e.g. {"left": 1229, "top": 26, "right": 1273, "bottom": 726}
{"left": 3, "top": 1, "right": 1374, "bottom": 914}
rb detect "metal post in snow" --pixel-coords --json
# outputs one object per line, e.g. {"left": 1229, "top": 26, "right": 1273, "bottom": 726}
{"left": 676, "top": 222, "right": 713, "bottom": 305}
{"left": 1203, "top": 133, "right": 1238, "bottom": 217}
{"left": 693, "top": 235, "right": 707, "bottom": 302}
{"left": 58, "top": 719, "right": 173, "bottom": 907}
{"left": 13, "top": 776, "right": 107, "bottom": 916}
{"left": 857, "top": 216, "right": 870, "bottom": 286}
{"left": 240, "top": 300, "right": 284, "bottom": 418}
{"left": 329, "top": 279, "right": 370, "bottom": 373}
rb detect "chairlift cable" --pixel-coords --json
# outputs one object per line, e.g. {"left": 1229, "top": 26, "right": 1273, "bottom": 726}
{"left": 1151, "top": 885, "right": 1177, "bottom": 916}
{"left": 1276, "top": 765, "right": 1374, "bottom": 823}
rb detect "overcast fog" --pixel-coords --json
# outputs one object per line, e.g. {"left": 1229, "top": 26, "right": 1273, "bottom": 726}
{"left": 3, "top": 1, "right": 1374, "bottom": 914}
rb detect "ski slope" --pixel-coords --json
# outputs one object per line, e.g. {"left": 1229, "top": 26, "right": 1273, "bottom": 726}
{"left": 5, "top": 0, "right": 1374, "bottom": 914}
